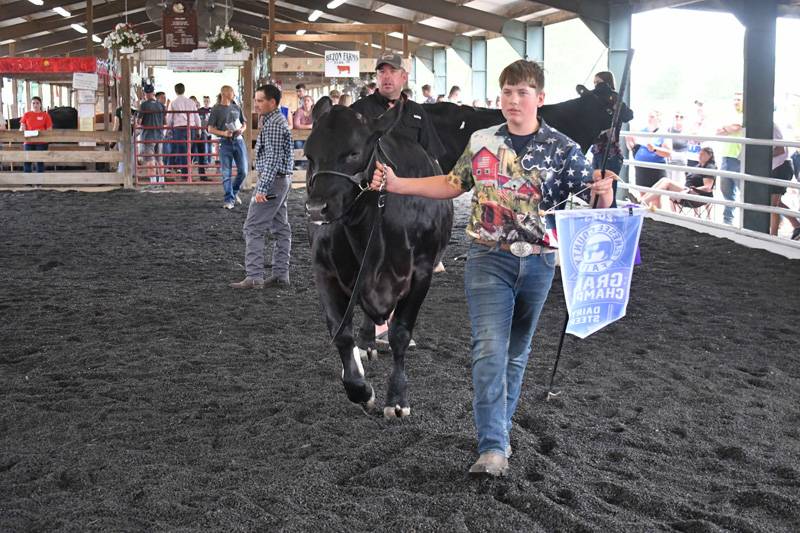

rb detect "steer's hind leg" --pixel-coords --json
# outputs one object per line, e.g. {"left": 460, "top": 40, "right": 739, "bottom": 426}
{"left": 383, "top": 273, "right": 434, "bottom": 419}
{"left": 355, "top": 314, "right": 379, "bottom": 362}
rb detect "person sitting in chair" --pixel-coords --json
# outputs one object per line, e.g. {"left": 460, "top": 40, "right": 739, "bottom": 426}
{"left": 640, "top": 146, "right": 716, "bottom": 212}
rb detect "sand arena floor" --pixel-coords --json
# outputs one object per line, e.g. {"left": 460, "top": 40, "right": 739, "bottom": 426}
{"left": 1, "top": 189, "right": 798, "bottom": 531}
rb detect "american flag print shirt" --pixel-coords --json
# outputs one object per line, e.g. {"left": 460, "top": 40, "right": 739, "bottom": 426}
{"left": 446, "top": 120, "right": 593, "bottom": 247}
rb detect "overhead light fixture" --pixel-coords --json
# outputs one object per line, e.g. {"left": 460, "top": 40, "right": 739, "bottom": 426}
{"left": 277, "top": 44, "right": 287, "bottom": 53}
{"left": 71, "top": 23, "right": 88, "bottom": 34}
{"left": 92, "top": 34, "right": 102, "bottom": 43}
{"left": 295, "top": 29, "right": 306, "bottom": 35}
{"left": 27, "top": 0, "right": 44, "bottom": 6}
{"left": 326, "top": 0, "right": 347, "bottom": 8}
{"left": 52, "top": 7, "right": 71, "bottom": 17}
{"left": 307, "top": 9, "right": 322, "bottom": 22}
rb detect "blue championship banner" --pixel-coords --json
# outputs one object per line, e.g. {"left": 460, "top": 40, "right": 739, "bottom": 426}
{"left": 555, "top": 208, "right": 645, "bottom": 338}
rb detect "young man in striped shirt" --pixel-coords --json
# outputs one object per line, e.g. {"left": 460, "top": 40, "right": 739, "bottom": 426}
{"left": 230, "top": 84, "right": 295, "bottom": 289}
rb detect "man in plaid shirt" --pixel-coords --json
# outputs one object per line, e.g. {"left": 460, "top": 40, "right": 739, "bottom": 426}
{"left": 230, "top": 84, "right": 295, "bottom": 289}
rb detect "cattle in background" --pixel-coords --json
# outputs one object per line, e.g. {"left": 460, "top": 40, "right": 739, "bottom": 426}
{"left": 304, "top": 98, "right": 453, "bottom": 418}
{"left": 6, "top": 106, "right": 78, "bottom": 130}
{"left": 424, "top": 82, "right": 634, "bottom": 173}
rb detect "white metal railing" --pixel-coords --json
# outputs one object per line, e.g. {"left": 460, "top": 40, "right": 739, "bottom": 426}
{"left": 618, "top": 129, "right": 800, "bottom": 252}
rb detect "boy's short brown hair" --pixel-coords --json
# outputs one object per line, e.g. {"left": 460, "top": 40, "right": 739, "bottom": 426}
{"left": 499, "top": 60, "right": 544, "bottom": 91}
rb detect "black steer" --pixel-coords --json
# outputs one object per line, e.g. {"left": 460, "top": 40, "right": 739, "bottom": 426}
{"left": 304, "top": 98, "right": 453, "bottom": 418}
{"left": 424, "top": 82, "right": 634, "bottom": 173}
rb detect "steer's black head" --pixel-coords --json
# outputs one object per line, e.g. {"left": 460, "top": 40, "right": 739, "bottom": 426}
{"left": 576, "top": 82, "right": 634, "bottom": 125}
{"left": 304, "top": 99, "right": 400, "bottom": 225}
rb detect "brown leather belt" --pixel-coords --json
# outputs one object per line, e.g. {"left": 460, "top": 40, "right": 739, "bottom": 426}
{"left": 472, "top": 239, "right": 556, "bottom": 257}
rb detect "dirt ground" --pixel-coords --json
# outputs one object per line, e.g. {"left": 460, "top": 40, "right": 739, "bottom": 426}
{"left": 1, "top": 189, "right": 799, "bottom": 532}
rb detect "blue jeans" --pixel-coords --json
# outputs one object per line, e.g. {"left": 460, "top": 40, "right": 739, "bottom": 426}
{"left": 293, "top": 139, "right": 307, "bottom": 170}
{"left": 720, "top": 156, "right": 741, "bottom": 225}
{"left": 219, "top": 137, "right": 247, "bottom": 203}
{"left": 170, "top": 127, "right": 189, "bottom": 174}
{"left": 464, "top": 243, "right": 557, "bottom": 456}
{"left": 23, "top": 143, "right": 47, "bottom": 173}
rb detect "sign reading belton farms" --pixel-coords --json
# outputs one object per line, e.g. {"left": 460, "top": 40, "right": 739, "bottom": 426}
{"left": 163, "top": 1, "right": 198, "bottom": 52}
{"left": 325, "top": 51, "right": 360, "bottom": 78}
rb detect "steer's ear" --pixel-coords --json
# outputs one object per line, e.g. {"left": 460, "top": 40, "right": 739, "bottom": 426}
{"left": 576, "top": 84, "right": 589, "bottom": 96}
{"left": 312, "top": 96, "right": 333, "bottom": 122}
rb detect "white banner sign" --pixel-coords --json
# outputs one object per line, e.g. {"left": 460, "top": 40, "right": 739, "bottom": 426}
{"left": 72, "top": 72, "right": 98, "bottom": 91}
{"left": 325, "top": 50, "right": 360, "bottom": 78}
{"left": 167, "top": 49, "right": 224, "bottom": 73}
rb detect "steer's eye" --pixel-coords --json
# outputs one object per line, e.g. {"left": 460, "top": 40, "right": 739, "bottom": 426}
{"left": 347, "top": 151, "right": 360, "bottom": 160}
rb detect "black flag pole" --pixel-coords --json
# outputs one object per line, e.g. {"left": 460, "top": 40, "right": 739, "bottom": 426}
{"left": 546, "top": 49, "right": 635, "bottom": 401}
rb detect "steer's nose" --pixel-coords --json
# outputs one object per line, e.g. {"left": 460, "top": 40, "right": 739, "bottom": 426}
{"left": 305, "top": 201, "right": 328, "bottom": 223}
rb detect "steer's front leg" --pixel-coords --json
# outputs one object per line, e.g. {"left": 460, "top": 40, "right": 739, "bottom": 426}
{"left": 316, "top": 270, "right": 375, "bottom": 410}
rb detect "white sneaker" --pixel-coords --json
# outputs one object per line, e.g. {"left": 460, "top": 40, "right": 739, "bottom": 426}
{"left": 375, "top": 331, "right": 416, "bottom": 349}
{"left": 149, "top": 176, "right": 156, "bottom": 183}
{"left": 158, "top": 176, "right": 165, "bottom": 183}
{"left": 223, "top": 202, "right": 235, "bottom": 209}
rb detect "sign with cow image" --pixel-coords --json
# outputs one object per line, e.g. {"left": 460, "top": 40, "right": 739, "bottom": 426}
{"left": 324, "top": 51, "right": 360, "bottom": 78}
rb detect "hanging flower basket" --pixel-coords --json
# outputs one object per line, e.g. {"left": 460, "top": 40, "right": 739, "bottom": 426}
{"left": 207, "top": 25, "right": 248, "bottom": 53}
{"left": 102, "top": 23, "right": 148, "bottom": 53}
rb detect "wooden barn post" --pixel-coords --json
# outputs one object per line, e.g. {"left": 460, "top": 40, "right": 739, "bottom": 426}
{"left": 243, "top": 58, "right": 255, "bottom": 187}
{"left": 120, "top": 57, "right": 133, "bottom": 188}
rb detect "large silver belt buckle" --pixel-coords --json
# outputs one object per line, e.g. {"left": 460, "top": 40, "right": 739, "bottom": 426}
{"left": 509, "top": 241, "right": 534, "bottom": 257}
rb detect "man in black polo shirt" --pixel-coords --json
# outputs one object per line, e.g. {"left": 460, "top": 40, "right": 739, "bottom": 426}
{"left": 350, "top": 52, "right": 444, "bottom": 163}
{"left": 350, "top": 52, "right": 445, "bottom": 349}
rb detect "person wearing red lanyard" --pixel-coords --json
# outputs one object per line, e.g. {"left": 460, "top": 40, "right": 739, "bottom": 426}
{"left": 20, "top": 96, "right": 53, "bottom": 173}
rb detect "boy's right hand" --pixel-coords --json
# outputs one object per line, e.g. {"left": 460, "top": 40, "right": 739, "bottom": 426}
{"left": 370, "top": 160, "right": 397, "bottom": 192}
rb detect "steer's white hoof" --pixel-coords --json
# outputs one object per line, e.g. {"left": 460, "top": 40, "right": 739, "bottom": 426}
{"left": 366, "top": 387, "right": 376, "bottom": 410}
{"left": 384, "top": 405, "right": 411, "bottom": 418}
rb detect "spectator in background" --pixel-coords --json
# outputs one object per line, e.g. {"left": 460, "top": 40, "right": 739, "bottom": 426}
{"left": 367, "top": 82, "right": 377, "bottom": 95}
{"left": 448, "top": 85, "right": 461, "bottom": 103}
{"left": 292, "top": 94, "right": 314, "bottom": 170}
{"left": 295, "top": 83, "right": 307, "bottom": 108}
{"left": 137, "top": 84, "right": 165, "bottom": 183}
{"left": 640, "top": 146, "right": 716, "bottom": 211}
{"left": 421, "top": 84, "right": 435, "bottom": 104}
{"left": 195, "top": 95, "right": 213, "bottom": 180}
{"left": 716, "top": 92, "right": 744, "bottom": 225}
{"left": 768, "top": 123, "right": 800, "bottom": 237}
{"left": 402, "top": 88, "right": 414, "bottom": 101}
{"left": 339, "top": 93, "right": 352, "bottom": 107}
{"left": 667, "top": 110, "right": 690, "bottom": 182}
{"left": 207, "top": 84, "right": 247, "bottom": 209}
{"left": 155, "top": 91, "right": 171, "bottom": 167}
{"left": 166, "top": 83, "right": 200, "bottom": 177}
{"left": 328, "top": 89, "right": 341, "bottom": 105}
{"left": 626, "top": 110, "right": 669, "bottom": 198}
{"left": 20, "top": 96, "right": 53, "bottom": 173}
{"left": 436, "top": 94, "right": 446, "bottom": 103}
